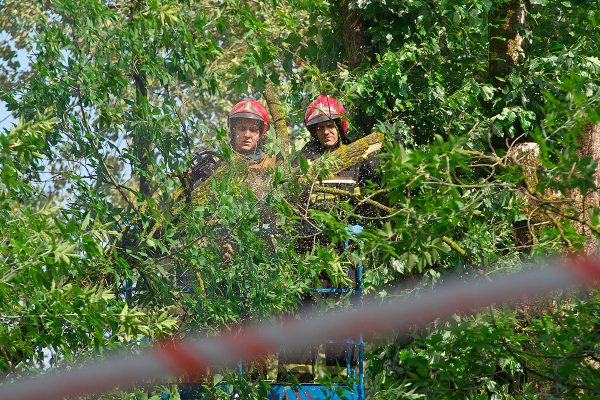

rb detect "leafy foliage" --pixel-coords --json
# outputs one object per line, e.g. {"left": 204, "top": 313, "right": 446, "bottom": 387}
{"left": 0, "top": 0, "right": 600, "bottom": 399}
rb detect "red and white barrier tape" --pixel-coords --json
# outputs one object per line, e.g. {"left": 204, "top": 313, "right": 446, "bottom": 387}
{"left": 1, "top": 256, "right": 599, "bottom": 400}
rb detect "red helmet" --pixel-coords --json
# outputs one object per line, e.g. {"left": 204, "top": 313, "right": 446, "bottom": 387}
{"left": 228, "top": 99, "right": 270, "bottom": 137}
{"left": 304, "top": 95, "right": 348, "bottom": 136}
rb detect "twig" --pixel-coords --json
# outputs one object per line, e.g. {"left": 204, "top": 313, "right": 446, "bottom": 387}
{"left": 313, "top": 185, "right": 394, "bottom": 214}
{"left": 77, "top": 96, "right": 137, "bottom": 211}
{"left": 544, "top": 210, "right": 573, "bottom": 249}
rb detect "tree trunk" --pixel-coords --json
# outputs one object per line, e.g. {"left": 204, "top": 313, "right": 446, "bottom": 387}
{"left": 488, "top": 0, "right": 525, "bottom": 89}
{"left": 573, "top": 123, "right": 600, "bottom": 254}
{"left": 339, "top": 0, "right": 366, "bottom": 69}
{"left": 507, "top": 142, "right": 540, "bottom": 252}
{"left": 489, "top": 0, "right": 534, "bottom": 252}
{"left": 131, "top": 0, "right": 152, "bottom": 197}
{"left": 488, "top": 0, "right": 526, "bottom": 152}
{"left": 338, "top": 0, "right": 376, "bottom": 134}
{"left": 133, "top": 71, "right": 152, "bottom": 197}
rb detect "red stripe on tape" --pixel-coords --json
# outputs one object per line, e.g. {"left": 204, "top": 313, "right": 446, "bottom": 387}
{"left": 156, "top": 341, "right": 207, "bottom": 379}
{"left": 567, "top": 255, "right": 600, "bottom": 286}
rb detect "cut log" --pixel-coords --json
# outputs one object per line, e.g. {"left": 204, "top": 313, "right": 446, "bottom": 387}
{"left": 328, "top": 132, "right": 384, "bottom": 175}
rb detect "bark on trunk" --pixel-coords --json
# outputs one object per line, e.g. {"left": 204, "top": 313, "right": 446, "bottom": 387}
{"left": 573, "top": 123, "right": 600, "bottom": 254}
{"left": 488, "top": 0, "right": 525, "bottom": 88}
{"left": 489, "top": 0, "right": 533, "bottom": 251}
{"left": 339, "top": 0, "right": 366, "bottom": 69}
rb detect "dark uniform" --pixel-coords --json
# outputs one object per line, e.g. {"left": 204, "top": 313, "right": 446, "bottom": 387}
{"left": 300, "top": 139, "right": 378, "bottom": 207}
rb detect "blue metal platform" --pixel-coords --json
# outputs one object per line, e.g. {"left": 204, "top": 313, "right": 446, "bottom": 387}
{"left": 269, "top": 383, "right": 361, "bottom": 400}
{"left": 267, "top": 225, "right": 365, "bottom": 400}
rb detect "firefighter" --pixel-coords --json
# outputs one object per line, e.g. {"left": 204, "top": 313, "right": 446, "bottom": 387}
{"left": 180, "top": 100, "right": 276, "bottom": 391}
{"left": 180, "top": 98, "right": 274, "bottom": 290}
{"left": 300, "top": 95, "right": 378, "bottom": 205}
{"left": 188, "top": 98, "right": 274, "bottom": 189}
{"left": 278, "top": 96, "right": 379, "bottom": 383}
{"left": 292, "top": 95, "right": 380, "bottom": 248}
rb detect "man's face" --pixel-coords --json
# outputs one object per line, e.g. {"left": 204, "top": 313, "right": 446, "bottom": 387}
{"left": 315, "top": 120, "right": 339, "bottom": 148}
{"left": 231, "top": 118, "right": 262, "bottom": 153}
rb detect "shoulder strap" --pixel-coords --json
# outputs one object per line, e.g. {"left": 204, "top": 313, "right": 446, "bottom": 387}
{"left": 189, "top": 150, "right": 222, "bottom": 189}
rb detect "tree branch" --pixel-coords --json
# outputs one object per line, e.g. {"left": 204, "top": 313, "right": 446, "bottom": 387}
{"left": 441, "top": 236, "right": 472, "bottom": 263}
{"left": 77, "top": 96, "right": 138, "bottom": 211}
{"left": 263, "top": 79, "right": 289, "bottom": 161}
{"left": 313, "top": 185, "right": 476, "bottom": 263}
{"left": 313, "top": 185, "right": 393, "bottom": 214}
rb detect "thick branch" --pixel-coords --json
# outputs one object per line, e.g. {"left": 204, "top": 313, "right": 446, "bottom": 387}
{"left": 190, "top": 156, "right": 252, "bottom": 206}
{"left": 328, "top": 132, "right": 384, "bottom": 175}
{"left": 189, "top": 132, "right": 386, "bottom": 206}
{"left": 263, "top": 80, "right": 289, "bottom": 160}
